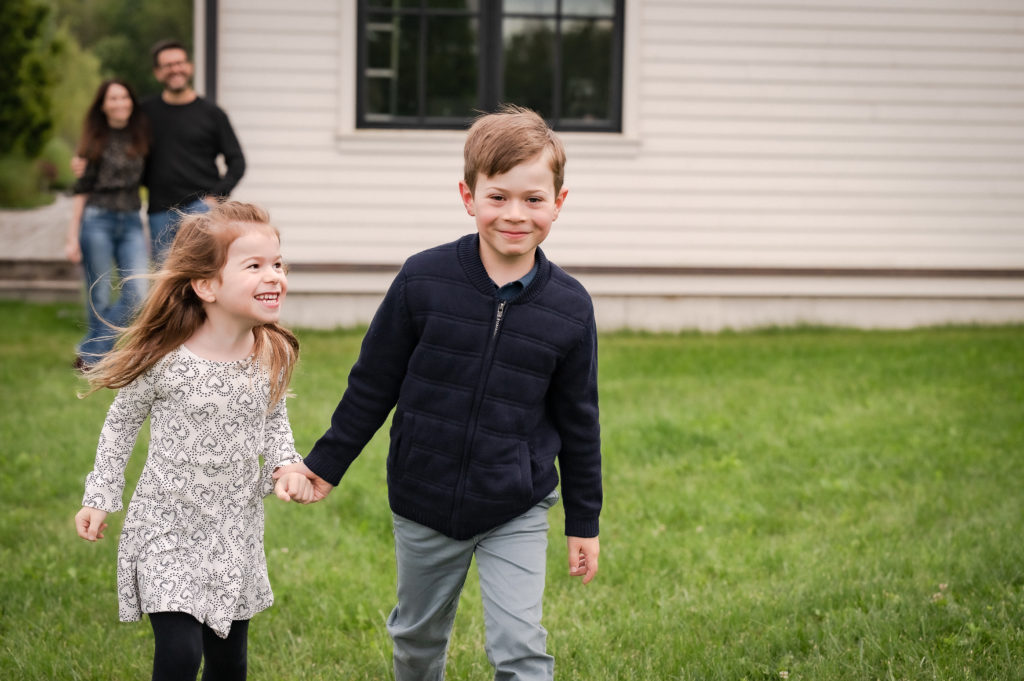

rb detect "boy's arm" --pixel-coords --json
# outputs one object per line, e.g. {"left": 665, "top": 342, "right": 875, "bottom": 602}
{"left": 304, "top": 270, "right": 416, "bottom": 484}
{"left": 549, "top": 308, "right": 603, "bottom": 539}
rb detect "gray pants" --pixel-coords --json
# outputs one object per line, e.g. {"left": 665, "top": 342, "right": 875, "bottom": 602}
{"left": 387, "top": 494, "right": 558, "bottom": 681}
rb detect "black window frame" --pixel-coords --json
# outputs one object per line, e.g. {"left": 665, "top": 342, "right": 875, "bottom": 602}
{"left": 356, "top": 0, "right": 625, "bottom": 132}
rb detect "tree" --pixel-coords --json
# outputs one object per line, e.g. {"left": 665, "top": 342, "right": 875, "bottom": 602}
{"left": 51, "top": 0, "right": 192, "bottom": 97}
{"left": 0, "top": 0, "right": 63, "bottom": 156}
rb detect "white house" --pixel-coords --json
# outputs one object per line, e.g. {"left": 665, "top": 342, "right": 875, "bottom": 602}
{"left": 195, "top": 0, "right": 1024, "bottom": 331}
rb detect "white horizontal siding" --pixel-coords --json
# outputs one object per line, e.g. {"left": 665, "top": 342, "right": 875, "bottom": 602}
{"left": 214, "top": 0, "right": 1024, "bottom": 328}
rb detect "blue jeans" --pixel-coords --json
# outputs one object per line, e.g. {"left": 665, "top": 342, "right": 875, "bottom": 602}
{"left": 387, "top": 492, "right": 559, "bottom": 681}
{"left": 78, "top": 206, "right": 149, "bottom": 362}
{"left": 147, "top": 198, "right": 210, "bottom": 264}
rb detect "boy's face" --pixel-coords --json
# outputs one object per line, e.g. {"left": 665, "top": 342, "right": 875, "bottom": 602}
{"left": 459, "top": 152, "right": 568, "bottom": 271}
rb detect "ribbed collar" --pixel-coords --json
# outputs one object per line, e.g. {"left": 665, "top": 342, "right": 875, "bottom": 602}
{"left": 456, "top": 234, "right": 551, "bottom": 304}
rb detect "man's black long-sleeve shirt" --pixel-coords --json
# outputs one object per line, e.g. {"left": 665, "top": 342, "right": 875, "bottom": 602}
{"left": 140, "top": 96, "right": 245, "bottom": 213}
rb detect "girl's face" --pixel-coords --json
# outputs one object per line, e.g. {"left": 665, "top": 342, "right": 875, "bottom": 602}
{"left": 206, "top": 227, "right": 287, "bottom": 328}
{"left": 102, "top": 83, "right": 133, "bottom": 128}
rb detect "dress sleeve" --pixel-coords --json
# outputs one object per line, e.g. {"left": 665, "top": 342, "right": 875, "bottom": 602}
{"left": 81, "top": 371, "right": 158, "bottom": 513}
{"left": 258, "top": 396, "right": 301, "bottom": 497}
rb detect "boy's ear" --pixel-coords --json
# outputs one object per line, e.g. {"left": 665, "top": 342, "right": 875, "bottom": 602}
{"left": 553, "top": 186, "right": 568, "bottom": 221}
{"left": 458, "top": 180, "right": 476, "bottom": 217}
{"left": 191, "top": 278, "right": 216, "bottom": 303}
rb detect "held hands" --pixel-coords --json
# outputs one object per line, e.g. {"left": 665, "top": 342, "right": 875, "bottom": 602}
{"left": 272, "top": 461, "right": 334, "bottom": 504}
{"left": 75, "top": 507, "right": 109, "bottom": 541}
{"left": 567, "top": 536, "right": 600, "bottom": 584}
{"left": 274, "top": 471, "right": 315, "bottom": 503}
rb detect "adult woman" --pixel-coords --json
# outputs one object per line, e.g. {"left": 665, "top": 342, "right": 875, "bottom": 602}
{"left": 66, "top": 79, "right": 150, "bottom": 369}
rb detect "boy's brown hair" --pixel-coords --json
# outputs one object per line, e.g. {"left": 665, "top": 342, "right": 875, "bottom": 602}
{"left": 463, "top": 104, "right": 566, "bottom": 194}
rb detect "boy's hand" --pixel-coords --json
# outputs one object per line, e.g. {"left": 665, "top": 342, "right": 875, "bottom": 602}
{"left": 274, "top": 471, "right": 314, "bottom": 503}
{"left": 75, "top": 507, "right": 109, "bottom": 541}
{"left": 272, "top": 461, "right": 334, "bottom": 503}
{"left": 567, "top": 536, "right": 600, "bottom": 584}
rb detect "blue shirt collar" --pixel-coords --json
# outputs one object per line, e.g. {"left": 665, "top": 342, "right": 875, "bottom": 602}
{"left": 493, "top": 261, "right": 538, "bottom": 301}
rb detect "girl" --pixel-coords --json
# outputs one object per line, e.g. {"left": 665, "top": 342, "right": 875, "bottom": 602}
{"left": 66, "top": 79, "right": 151, "bottom": 370}
{"left": 74, "top": 202, "right": 313, "bottom": 681}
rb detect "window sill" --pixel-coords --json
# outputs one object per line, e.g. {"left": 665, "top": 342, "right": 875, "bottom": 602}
{"left": 333, "top": 128, "right": 642, "bottom": 158}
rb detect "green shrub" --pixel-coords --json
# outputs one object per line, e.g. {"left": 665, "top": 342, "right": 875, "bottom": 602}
{"left": 0, "top": 152, "right": 53, "bottom": 209}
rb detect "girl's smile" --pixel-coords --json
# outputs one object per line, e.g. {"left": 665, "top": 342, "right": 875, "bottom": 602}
{"left": 204, "top": 228, "right": 288, "bottom": 329}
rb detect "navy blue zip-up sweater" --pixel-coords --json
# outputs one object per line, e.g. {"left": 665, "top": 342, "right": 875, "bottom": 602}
{"left": 304, "top": 234, "right": 602, "bottom": 540}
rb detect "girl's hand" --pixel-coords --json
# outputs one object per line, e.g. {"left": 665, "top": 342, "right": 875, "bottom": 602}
{"left": 75, "top": 506, "right": 109, "bottom": 541}
{"left": 274, "top": 472, "right": 314, "bottom": 504}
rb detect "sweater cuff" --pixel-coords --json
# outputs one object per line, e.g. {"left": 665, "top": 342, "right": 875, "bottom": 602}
{"left": 303, "top": 449, "right": 347, "bottom": 487}
{"left": 565, "top": 517, "right": 599, "bottom": 538}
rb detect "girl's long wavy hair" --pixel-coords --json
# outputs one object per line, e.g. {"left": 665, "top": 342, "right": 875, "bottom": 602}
{"left": 77, "top": 79, "right": 150, "bottom": 161}
{"left": 84, "top": 202, "right": 299, "bottom": 408}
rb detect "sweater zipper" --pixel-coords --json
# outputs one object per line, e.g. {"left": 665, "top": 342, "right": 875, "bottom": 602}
{"left": 493, "top": 300, "right": 507, "bottom": 338}
{"left": 451, "top": 299, "right": 508, "bottom": 533}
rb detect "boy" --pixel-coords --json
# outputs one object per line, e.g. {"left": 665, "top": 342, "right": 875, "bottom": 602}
{"left": 282, "top": 104, "right": 601, "bottom": 681}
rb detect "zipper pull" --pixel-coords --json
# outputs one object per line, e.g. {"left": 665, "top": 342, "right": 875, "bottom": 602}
{"left": 493, "top": 300, "right": 507, "bottom": 338}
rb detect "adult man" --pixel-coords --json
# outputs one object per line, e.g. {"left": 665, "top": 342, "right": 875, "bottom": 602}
{"left": 142, "top": 40, "right": 246, "bottom": 262}
{"left": 74, "top": 41, "right": 247, "bottom": 263}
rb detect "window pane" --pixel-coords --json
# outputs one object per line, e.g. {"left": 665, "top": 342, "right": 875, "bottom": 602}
{"left": 367, "top": 21, "right": 395, "bottom": 70}
{"left": 425, "top": 16, "right": 478, "bottom": 117}
{"left": 561, "top": 18, "right": 612, "bottom": 123}
{"left": 366, "top": 16, "right": 420, "bottom": 121}
{"left": 563, "top": 0, "right": 614, "bottom": 17}
{"left": 502, "top": 18, "right": 555, "bottom": 116}
{"left": 503, "top": 0, "right": 556, "bottom": 14}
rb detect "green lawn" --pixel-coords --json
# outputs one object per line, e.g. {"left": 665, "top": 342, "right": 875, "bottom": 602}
{"left": 1, "top": 301, "right": 1022, "bottom": 680}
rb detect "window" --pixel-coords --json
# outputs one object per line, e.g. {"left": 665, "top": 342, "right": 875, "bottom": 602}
{"left": 358, "top": 0, "right": 624, "bottom": 131}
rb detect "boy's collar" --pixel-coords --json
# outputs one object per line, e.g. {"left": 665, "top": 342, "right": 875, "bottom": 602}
{"left": 458, "top": 234, "right": 549, "bottom": 302}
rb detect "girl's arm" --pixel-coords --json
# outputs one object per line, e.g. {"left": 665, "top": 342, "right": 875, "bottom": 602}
{"left": 79, "top": 371, "right": 157, "bottom": 519}
{"left": 259, "top": 396, "right": 303, "bottom": 498}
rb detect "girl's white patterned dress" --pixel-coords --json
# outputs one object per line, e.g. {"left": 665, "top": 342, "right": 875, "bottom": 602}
{"left": 82, "top": 345, "right": 301, "bottom": 638}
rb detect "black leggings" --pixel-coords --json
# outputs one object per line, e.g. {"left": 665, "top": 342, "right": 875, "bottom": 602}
{"left": 149, "top": 612, "right": 249, "bottom": 681}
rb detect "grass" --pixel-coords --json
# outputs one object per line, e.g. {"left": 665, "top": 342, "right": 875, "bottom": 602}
{"left": 1, "top": 300, "right": 1022, "bottom": 680}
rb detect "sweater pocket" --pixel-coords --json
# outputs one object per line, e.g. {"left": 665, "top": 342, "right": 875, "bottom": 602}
{"left": 388, "top": 412, "right": 414, "bottom": 480}
{"left": 517, "top": 439, "right": 535, "bottom": 502}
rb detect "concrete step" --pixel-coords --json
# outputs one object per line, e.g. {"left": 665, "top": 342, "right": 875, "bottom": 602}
{"left": 0, "top": 259, "right": 82, "bottom": 302}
